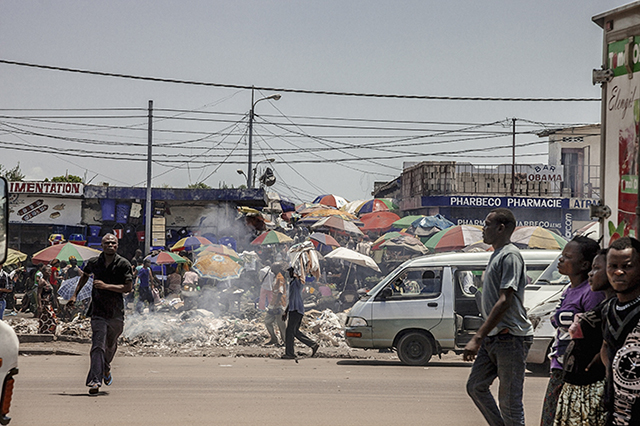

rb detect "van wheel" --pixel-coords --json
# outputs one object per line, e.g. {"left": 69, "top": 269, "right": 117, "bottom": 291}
{"left": 397, "top": 332, "right": 433, "bottom": 366}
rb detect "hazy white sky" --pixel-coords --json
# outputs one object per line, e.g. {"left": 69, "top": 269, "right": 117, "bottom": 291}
{"left": 0, "top": 0, "right": 630, "bottom": 202}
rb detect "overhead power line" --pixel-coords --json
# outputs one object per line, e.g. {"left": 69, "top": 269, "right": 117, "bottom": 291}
{"left": 0, "top": 59, "right": 600, "bottom": 102}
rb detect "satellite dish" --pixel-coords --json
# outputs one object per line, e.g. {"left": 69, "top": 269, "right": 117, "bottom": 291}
{"left": 259, "top": 167, "right": 276, "bottom": 187}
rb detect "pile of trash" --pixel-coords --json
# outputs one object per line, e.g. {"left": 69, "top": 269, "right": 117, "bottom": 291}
{"left": 6, "top": 308, "right": 351, "bottom": 357}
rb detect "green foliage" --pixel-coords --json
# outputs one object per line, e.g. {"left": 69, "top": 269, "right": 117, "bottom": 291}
{"left": 0, "top": 163, "right": 25, "bottom": 181}
{"left": 49, "top": 174, "right": 83, "bottom": 183}
{"left": 187, "top": 182, "right": 211, "bottom": 189}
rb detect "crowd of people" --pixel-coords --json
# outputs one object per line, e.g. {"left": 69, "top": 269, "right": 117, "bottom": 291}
{"left": 463, "top": 207, "right": 640, "bottom": 426}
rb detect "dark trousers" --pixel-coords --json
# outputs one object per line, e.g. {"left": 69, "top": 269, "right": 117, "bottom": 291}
{"left": 86, "top": 316, "right": 124, "bottom": 386}
{"left": 285, "top": 310, "right": 316, "bottom": 357}
{"left": 136, "top": 286, "right": 155, "bottom": 314}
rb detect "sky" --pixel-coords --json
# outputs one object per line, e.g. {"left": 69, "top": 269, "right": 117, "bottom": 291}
{"left": 0, "top": 0, "right": 630, "bottom": 203}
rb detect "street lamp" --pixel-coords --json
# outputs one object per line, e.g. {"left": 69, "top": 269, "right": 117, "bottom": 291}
{"left": 252, "top": 158, "right": 275, "bottom": 188}
{"left": 247, "top": 89, "right": 281, "bottom": 188}
{"left": 236, "top": 169, "right": 247, "bottom": 186}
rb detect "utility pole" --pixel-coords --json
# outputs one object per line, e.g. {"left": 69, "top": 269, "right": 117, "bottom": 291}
{"left": 247, "top": 87, "right": 255, "bottom": 188}
{"left": 511, "top": 118, "right": 516, "bottom": 196}
{"left": 144, "top": 100, "right": 153, "bottom": 254}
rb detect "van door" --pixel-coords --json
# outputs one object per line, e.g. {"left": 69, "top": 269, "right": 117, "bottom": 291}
{"left": 370, "top": 267, "right": 444, "bottom": 348}
{"left": 454, "top": 267, "right": 486, "bottom": 347}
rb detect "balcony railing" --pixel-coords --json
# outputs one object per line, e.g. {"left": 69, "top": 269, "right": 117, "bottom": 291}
{"left": 402, "top": 163, "right": 600, "bottom": 199}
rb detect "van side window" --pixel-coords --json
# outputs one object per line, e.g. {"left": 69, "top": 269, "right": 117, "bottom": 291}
{"left": 384, "top": 268, "right": 442, "bottom": 300}
{"left": 458, "top": 270, "right": 483, "bottom": 296}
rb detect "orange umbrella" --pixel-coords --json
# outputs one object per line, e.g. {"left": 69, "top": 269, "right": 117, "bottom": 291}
{"left": 359, "top": 211, "right": 401, "bottom": 234}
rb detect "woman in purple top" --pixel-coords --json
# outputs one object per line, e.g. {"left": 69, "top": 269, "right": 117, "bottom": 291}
{"left": 540, "top": 236, "right": 605, "bottom": 426}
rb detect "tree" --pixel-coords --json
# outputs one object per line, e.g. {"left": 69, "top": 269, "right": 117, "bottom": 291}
{"left": 187, "top": 182, "right": 211, "bottom": 189}
{"left": 0, "top": 163, "right": 25, "bottom": 181}
{"left": 48, "top": 174, "right": 83, "bottom": 183}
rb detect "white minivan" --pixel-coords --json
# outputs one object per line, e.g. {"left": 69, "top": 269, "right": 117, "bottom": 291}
{"left": 344, "top": 250, "right": 560, "bottom": 365}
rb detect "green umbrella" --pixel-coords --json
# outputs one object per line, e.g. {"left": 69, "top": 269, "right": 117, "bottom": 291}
{"left": 32, "top": 242, "right": 102, "bottom": 264}
{"left": 392, "top": 215, "right": 426, "bottom": 229}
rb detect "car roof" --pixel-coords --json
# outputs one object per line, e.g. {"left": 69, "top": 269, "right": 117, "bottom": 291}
{"left": 398, "top": 249, "right": 561, "bottom": 268}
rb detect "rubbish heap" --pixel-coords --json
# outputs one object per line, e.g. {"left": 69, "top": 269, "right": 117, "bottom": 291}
{"left": 6, "top": 308, "right": 353, "bottom": 358}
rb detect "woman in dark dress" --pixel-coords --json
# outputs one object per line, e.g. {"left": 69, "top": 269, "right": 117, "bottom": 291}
{"left": 37, "top": 264, "right": 59, "bottom": 334}
{"left": 554, "top": 249, "right": 614, "bottom": 426}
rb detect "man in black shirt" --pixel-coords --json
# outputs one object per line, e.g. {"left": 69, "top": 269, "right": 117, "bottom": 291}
{"left": 69, "top": 233, "right": 132, "bottom": 395}
{"left": 602, "top": 237, "right": 640, "bottom": 425}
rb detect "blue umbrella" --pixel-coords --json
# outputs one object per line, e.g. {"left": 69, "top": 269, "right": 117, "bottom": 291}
{"left": 411, "top": 214, "right": 455, "bottom": 230}
{"left": 58, "top": 276, "right": 94, "bottom": 301}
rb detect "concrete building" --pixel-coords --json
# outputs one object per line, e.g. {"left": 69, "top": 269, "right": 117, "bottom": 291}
{"left": 372, "top": 124, "right": 601, "bottom": 239}
{"left": 9, "top": 182, "right": 266, "bottom": 260}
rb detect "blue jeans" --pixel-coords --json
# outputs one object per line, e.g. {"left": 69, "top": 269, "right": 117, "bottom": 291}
{"left": 0, "top": 299, "right": 5, "bottom": 319}
{"left": 466, "top": 334, "right": 533, "bottom": 426}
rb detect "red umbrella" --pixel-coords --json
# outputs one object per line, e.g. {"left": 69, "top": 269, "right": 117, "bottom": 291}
{"left": 359, "top": 211, "right": 401, "bottom": 234}
{"left": 32, "top": 242, "right": 102, "bottom": 264}
{"left": 309, "top": 232, "right": 341, "bottom": 247}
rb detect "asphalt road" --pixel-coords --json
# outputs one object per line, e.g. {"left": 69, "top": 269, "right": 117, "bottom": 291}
{"left": 10, "top": 355, "right": 549, "bottom": 426}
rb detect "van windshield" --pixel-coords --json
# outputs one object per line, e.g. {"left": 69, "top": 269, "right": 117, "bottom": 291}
{"left": 362, "top": 262, "right": 409, "bottom": 299}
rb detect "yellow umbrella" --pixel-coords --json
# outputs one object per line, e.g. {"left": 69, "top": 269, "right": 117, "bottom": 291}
{"left": 6, "top": 248, "right": 27, "bottom": 266}
{"left": 193, "top": 251, "right": 244, "bottom": 280}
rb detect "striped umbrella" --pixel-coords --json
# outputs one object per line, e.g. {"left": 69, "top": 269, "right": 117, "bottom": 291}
{"left": 170, "top": 236, "right": 213, "bottom": 252}
{"left": 251, "top": 230, "right": 294, "bottom": 245}
{"left": 424, "top": 225, "right": 484, "bottom": 252}
{"left": 511, "top": 226, "right": 567, "bottom": 250}
{"left": 356, "top": 198, "right": 398, "bottom": 215}
{"left": 312, "top": 194, "right": 349, "bottom": 209}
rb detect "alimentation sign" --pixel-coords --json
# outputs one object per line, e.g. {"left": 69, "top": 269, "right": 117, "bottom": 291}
{"left": 9, "top": 181, "right": 84, "bottom": 197}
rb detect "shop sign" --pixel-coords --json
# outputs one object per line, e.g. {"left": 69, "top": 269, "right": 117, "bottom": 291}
{"left": 9, "top": 181, "right": 84, "bottom": 197}
{"left": 524, "top": 165, "right": 563, "bottom": 182}
{"left": 9, "top": 195, "right": 82, "bottom": 225}
{"left": 445, "top": 196, "right": 567, "bottom": 209}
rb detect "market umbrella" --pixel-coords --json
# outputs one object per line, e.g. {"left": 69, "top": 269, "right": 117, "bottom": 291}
{"left": 392, "top": 215, "right": 426, "bottom": 229}
{"left": 57, "top": 276, "right": 93, "bottom": 301}
{"left": 193, "top": 251, "right": 243, "bottom": 280}
{"left": 237, "top": 206, "right": 261, "bottom": 215}
{"left": 32, "top": 242, "right": 102, "bottom": 264}
{"left": 511, "top": 226, "right": 568, "bottom": 250}
{"left": 309, "top": 232, "right": 341, "bottom": 247}
{"left": 371, "top": 231, "right": 412, "bottom": 250}
{"left": 297, "top": 208, "right": 362, "bottom": 225}
{"left": 324, "top": 247, "right": 381, "bottom": 272}
{"left": 356, "top": 198, "right": 398, "bottom": 215}
{"left": 195, "top": 244, "right": 242, "bottom": 262}
{"left": 170, "top": 236, "right": 213, "bottom": 252}
{"left": 378, "top": 235, "right": 429, "bottom": 255}
{"left": 410, "top": 214, "right": 456, "bottom": 238}
{"left": 424, "top": 225, "right": 484, "bottom": 253}
{"left": 341, "top": 199, "right": 367, "bottom": 215}
{"left": 146, "top": 251, "right": 188, "bottom": 265}
{"left": 359, "top": 211, "right": 401, "bottom": 234}
{"left": 311, "top": 216, "right": 364, "bottom": 235}
{"left": 312, "top": 194, "right": 349, "bottom": 209}
{"left": 6, "top": 248, "right": 27, "bottom": 266}
{"left": 251, "top": 230, "right": 294, "bottom": 245}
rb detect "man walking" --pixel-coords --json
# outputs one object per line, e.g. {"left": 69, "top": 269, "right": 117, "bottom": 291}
{"left": 69, "top": 234, "right": 132, "bottom": 395}
{"left": 136, "top": 258, "right": 157, "bottom": 314}
{"left": 463, "top": 208, "right": 532, "bottom": 426}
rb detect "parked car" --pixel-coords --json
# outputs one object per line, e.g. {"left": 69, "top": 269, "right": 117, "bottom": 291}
{"left": 344, "top": 250, "right": 560, "bottom": 366}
